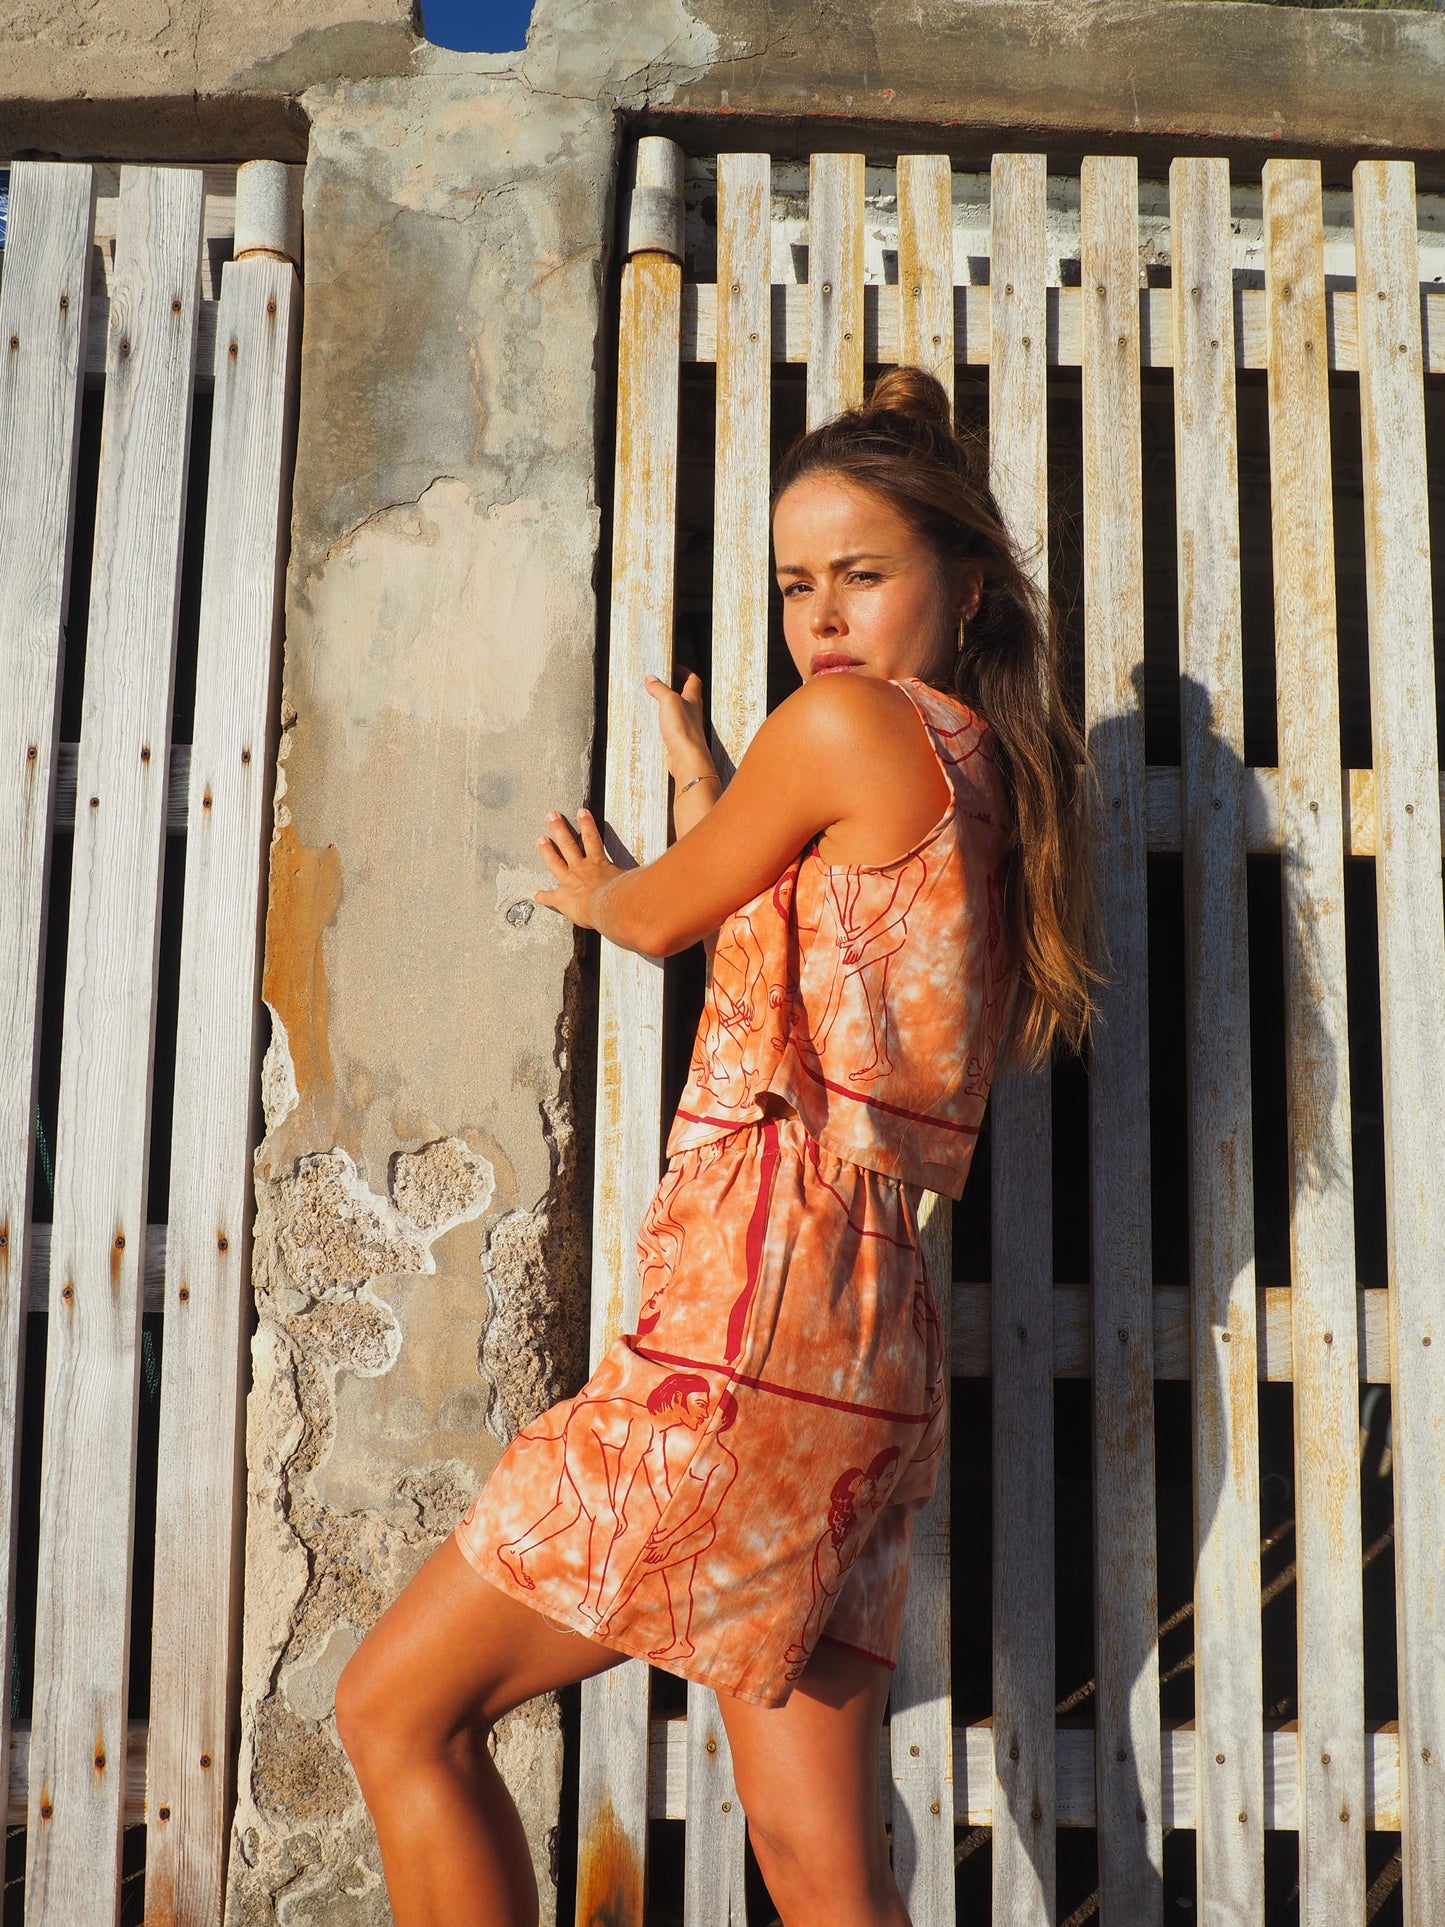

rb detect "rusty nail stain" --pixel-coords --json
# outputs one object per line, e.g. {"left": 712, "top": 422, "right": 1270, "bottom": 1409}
{"left": 40, "top": 1801, "right": 53, "bottom": 1821}
{"left": 1210, "top": 338, "right": 1220, "bottom": 350}
{"left": 61, "top": 1283, "right": 74, "bottom": 1304}
{"left": 1309, "top": 799, "right": 1318, "bottom": 812}
{"left": 1340, "top": 1805, "right": 1350, "bottom": 1822}
{"left": 705, "top": 1736, "right": 716, "bottom": 1755}
{"left": 843, "top": 331, "right": 853, "bottom": 342}
{"left": 115, "top": 1233, "right": 124, "bottom": 1249}
{"left": 1321, "top": 1751, "right": 1331, "bottom": 1765}
{"left": 118, "top": 337, "right": 130, "bottom": 357}
{"left": 7, "top": 334, "right": 18, "bottom": 353}
{"left": 1221, "top": 1330, "right": 1231, "bottom": 1343}
{"left": 721, "top": 1799, "right": 731, "bottom": 1813}
{"left": 59, "top": 293, "right": 69, "bottom": 312}
{"left": 241, "top": 747, "right": 252, "bottom": 763}
{"left": 909, "top": 1743, "right": 920, "bottom": 1757}
{"left": 0, "top": 1227, "right": 6, "bottom": 1248}
{"left": 171, "top": 297, "right": 182, "bottom": 316}
{"left": 1324, "top": 1331, "right": 1333, "bottom": 1345}
{"left": 749, "top": 331, "right": 759, "bottom": 343}
{"left": 89, "top": 795, "right": 99, "bottom": 808}
{"left": 26, "top": 745, "right": 37, "bottom": 761}
{"left": 1424, "top": 1335, "right": 1432, "bottom": 1348}
{"left": 178, "top": 1285, "right": 190, "bottom": 1302}
{"left": 1008, "top": 1743, "right": 1019, "bottom": 1761}
{"left": 267, "top": 297, "right": 277, "bottom": 317}
{"left": 200, "top": 1753, "right": 212, "bottom": 1770}
{"left": 1238, "top": 1811, "right": 1247, "bottom": 1825}
{"left": 910, "top": 283, "right": 921, "bottom": 298}
{"left": 730, "top": 282, "right": 739, "bottom": 295}
{"left": 94, "top": 1752, "right": 105, "bottom": 1771}
{"left": 158, "top": 1805, "right": 171, "bottom": 1822}
{"left": 140, "top": 744, "right": 151, "bottom": 762}
{"left": 1406, "top": 803, "right": 1415, "bottom": 816}
{"left": 228, "top": 340, "right": 239, "bottom": 360}
{"left": 217, "top": 1233, "right": 228, "bottom": 1252}
{"left": 203, "top": 786, "right": 213, "bottom": 810}
{"left": 1216, "top": 1752, "right": 1226, "bottom": 1764}
{"left": 931, "top": 1799, "right": 942, "bottom": 1816}
{"left": 1022, "top": 335, "right": 1031, "bottom": 350}
{"left": 1005, "top": 282, "right": 1014, "bottom": 297}
{"left": 1423, "top": 1747, "right": 1432, "bottom": 1763}
{"left": 1096, "top": 285, "right": 1106, "bottom": 298}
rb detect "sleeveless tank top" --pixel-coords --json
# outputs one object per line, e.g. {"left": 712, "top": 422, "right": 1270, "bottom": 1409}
{"left": 665, "top": 678, "right": 1018, "bottom": 1199}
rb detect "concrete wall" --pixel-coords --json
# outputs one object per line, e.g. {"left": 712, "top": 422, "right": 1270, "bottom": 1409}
{"left": 5, "top": 0, "right": 1445, "bottom": 1921}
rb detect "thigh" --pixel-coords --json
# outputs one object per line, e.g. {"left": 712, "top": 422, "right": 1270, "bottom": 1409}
{"left": 717, "top": 1639, "right": 892, "bottom": 1860}
{"left": 340, "top": 1535, "right": 625, "bottom": 1748}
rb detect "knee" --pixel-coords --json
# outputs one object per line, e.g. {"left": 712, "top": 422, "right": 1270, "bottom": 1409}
{"left": 334, "top": 1636, "right": 468, "bottom": 1788}
{"left": 333, "top": 1640, "right": 389, "bottom": 1779}
{"left": 745, "top": 1805, "right": 892, "bottom": 1923}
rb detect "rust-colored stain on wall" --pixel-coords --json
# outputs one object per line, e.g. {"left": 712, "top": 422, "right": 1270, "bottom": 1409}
{"left": 262, "top": 820, "right": 343, "bottom": 1107}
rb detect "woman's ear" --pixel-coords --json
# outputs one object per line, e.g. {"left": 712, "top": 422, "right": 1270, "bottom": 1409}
{"left": 955, "top": 560, "right": 985, "bottom": 624}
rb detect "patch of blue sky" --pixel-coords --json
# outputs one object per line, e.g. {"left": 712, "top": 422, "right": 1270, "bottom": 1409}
{"left": 420, "top": 0, "right": 534, "bottom": 52}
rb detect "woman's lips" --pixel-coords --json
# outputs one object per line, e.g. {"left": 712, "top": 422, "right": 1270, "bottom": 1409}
{"left": 810, "top": 651, "right": 862, "bottom": 674}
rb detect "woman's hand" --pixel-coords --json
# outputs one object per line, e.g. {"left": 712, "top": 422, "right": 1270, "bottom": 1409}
{"left": 533, "top": 808, "right": 622, "bottom": 930}
{"left": 645, "top": 669, "right": 716, "bottom": 788}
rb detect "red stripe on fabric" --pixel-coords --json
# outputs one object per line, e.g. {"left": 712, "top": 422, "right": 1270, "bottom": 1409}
{"left": 626, "top": 1340, "right": 934, "bottom": 1426}
{"left": 818, "top": 1633, "right": 897, "bottom": 1673}
{"left": 725, "top": 1116, "right": 779, "bottom": 1363}
{"left": 787, "top": 1043, "right": 979, "bottom": 1134}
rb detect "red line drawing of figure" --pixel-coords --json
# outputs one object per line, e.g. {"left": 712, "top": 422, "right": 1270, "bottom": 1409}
{"left": 496, "top": 1372, "right": 712, "bottom": 1627}
{"left": 691, "top": 909, "right": 773, "bottom": 1103}
{"left": 635, "top": 1159, "right": 691, "bottom": 1337}
{"left": 595, "top": 1388, "right": 740, "bottom": 1663}
{"left": 783, "top": 1445, "right": 903, "bottom": 1678}
{"left": 965, "top": 856, "right": 1015, "bottom": 1096}
{"left": 812, "top": 857, "right": 927, "bottom": 1083}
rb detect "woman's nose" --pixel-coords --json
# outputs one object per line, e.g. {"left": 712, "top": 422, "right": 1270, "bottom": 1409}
{"left": 810, "top": 588, "right": 844, "bottom": 636}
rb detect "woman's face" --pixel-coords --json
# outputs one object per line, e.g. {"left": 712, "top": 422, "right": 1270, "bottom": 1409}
{"left": 772, "top": 474, "right": 979, "bottom": 686}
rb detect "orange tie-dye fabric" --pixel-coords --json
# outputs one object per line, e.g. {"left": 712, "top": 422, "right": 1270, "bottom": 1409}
{"left": 456, "top": 680, "right": 1017, "bottom": 1705}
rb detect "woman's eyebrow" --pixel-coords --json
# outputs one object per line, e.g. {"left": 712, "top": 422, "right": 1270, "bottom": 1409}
{"left": 775, "top": 550, "right": 894, "bottom": 576}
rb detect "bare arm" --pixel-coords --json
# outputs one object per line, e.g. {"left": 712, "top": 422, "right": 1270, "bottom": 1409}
{"left": 534, "top": 674, "right": 949, "bottom": 958}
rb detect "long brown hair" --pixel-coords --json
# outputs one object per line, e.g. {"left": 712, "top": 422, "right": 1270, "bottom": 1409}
{"left": 771, "top": 365, "right": 1095, "bottom": 1068}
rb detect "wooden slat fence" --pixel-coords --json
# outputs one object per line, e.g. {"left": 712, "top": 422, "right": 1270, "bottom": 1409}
{"left": 579, "top": 139, "right": 1444, "bottom": 1925}
{"left": 0, "top": 158, "right": 301, "bottom": 1923}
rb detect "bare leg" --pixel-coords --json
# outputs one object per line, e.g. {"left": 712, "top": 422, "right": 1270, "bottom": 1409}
{"left": 335, "top": 1536, "right": 624, "bottom": 1927}
{"left": 719, "top": 1640, "right": 909, "bottom": 1927}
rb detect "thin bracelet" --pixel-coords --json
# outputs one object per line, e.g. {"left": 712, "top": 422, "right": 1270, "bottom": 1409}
{"left": 677, "top": 770, "right": 719, "bottom": 797}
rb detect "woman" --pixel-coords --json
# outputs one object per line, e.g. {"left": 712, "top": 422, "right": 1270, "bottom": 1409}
{"left": 335, "top": 366, "right": 1093, "bottom": 1926}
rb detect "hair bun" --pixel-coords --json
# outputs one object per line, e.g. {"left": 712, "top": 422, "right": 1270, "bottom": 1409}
{"left": 864, "top": 366, "right": 954, "bottom": 436}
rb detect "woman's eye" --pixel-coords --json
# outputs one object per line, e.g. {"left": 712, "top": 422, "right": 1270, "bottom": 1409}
{"left": 847, "top": 571, "right": 880, "bottom": 585}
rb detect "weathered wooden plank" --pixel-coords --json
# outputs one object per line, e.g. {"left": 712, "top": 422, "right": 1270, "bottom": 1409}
{"left": 27, "top": 1222, "right": 166, "bottom": 1316}
{"left": 1170, "top": 156, "right": 1265, "bottom": 1927}
{"left": 806, "top": 153, "right": 864, "bottom": 426}
{"left": 577, "top": 135, "right": 684, "bottom": 1927}
{"left": 680, "top": 148, "right": 770, "bottom": 1927}
{"left": 49, "top": 744, "right": 1435, "bottom": 856}
{"left": 1261, "top": 157, "right": 1367, "bottom": 1927}
{"left": 145, "top": 241, "right": 302, "bottom": 1927}
{"left": 1080, "top": 153, "right": 1165, "bottom": 1927}
{"left": 948, "top": 1281, "right": 1393, "bottom": 1385}
{"left": 887, "top": 151, "right": 959, "bottom": 1927}
{"left": 1354, "top": 158, "right": 1445, "bottom": 1927}
{"left": 26, "top": 162, "right": 204, "bottom": 1925}
{"left": 986, "top": 149, "right": 1055, "bottom": 1927}
{"left": 681, "top": 281, "right": 1445, "bottom": 376}
{"left": 0, "top": 156, "right": 96, "bottom": 1881}
{"left": 649, "top": 1716, "right": 1406, "bottom": 1832}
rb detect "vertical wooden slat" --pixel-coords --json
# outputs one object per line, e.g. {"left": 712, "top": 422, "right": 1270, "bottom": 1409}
{"left": 1354, "top": 158, "right": 1445, "bottom": 1926}
{"left": 1261, "top": 156, "right": 1367, "bottom": 1927}
{"left": 986, "top": 150, "right": 1055, "bottom": 1927}
{"left": 1170, "top": 155, "right": 1264, "bottom": 1927}
{"left": 1080, "top": 153, "right": 1165, "bottom": 1925}
{"left": 0, "top": 158, "right": 95, "bottom": 1863}
{"left": 806, "top": 154, "right": 864, "bottom": 427}
{"left": 888, "top": 150, "right": 958, "bottom": 1927}
{"left": 896, "top": 154, "right": 954, "bottom": 390}
{"left": 26, "top": 162, "right": 204, "bottom": 1924}
{"left": 681, "top": 149, "right": 770, "bottom": 1927}
{"left": 144, "top": 218, "right": 303, "bottom": 1922}
{"left": 577, "top": 135, "right": 683, "bottom": 1927}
